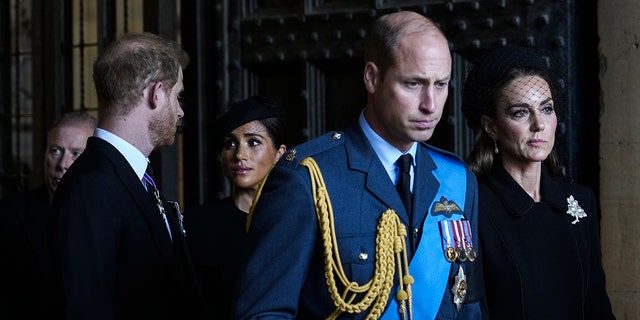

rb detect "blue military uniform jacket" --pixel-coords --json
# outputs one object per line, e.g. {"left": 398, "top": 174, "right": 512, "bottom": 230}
{"left": 233, "top": 122, "right": 484, "bottom": 319}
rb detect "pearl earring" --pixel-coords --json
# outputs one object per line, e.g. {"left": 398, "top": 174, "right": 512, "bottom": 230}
{"left": 493, "top": 140, "right": 499, "bottom": 154}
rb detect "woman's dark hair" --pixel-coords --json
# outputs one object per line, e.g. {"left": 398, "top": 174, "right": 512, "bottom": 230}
{"left": 258, "top": 117, "right": 286, "bottom": 150}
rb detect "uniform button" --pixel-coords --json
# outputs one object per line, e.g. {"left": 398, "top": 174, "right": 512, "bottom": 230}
{"left": 414, "top": 228, "right": 419, "bottom": 238}
{"left": 358, "top": 252, "right": 368, "bottom": 260}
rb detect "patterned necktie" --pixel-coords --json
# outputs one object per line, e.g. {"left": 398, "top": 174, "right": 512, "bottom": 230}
{"left": 396, "top": 154, "right": 413, "bottom": 214}
{"left": 143, "top": 165, "right": 171, "bottom": 240}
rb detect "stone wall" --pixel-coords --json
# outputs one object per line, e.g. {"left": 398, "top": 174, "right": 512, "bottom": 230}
{"left": 599, "top": 1, "right": 640, "bottom": 318}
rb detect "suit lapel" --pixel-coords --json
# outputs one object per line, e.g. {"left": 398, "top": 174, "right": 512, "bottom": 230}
{"left": 344, "top": 125, "right": 411, "bottom": 225}
{"left": 90, "top": 138, "right": 178, "bottom": 271}
{"left": 412, "top": 146, "right": 439, "bottom": 228}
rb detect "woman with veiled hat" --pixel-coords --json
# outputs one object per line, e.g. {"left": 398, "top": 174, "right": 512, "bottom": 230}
{"left": 183, "top": 95, "right": 287, "bottom": 319}
{"left": 461, "top": 45, "right": 615, "bottom": 319}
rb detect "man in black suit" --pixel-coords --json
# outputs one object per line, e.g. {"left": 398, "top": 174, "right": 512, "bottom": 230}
{"left": 0, "top": 111, "right": 96, "bottom": 319}
{"left": 50, "top": 32, "right": 207, "bottom": 319}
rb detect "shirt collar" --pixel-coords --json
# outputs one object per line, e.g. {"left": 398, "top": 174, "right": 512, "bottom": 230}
{"left": 359, "top": 110, "right": 417, "bottom": 183}
{"left": 94, "top": 128, "right": 149, "bottom": 181}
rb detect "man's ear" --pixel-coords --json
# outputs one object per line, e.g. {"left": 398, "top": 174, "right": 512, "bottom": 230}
{"left": 481, "top": 115, "right": 498, "bottom": 140}
{"left": 148, "top": 82, "right": 164, "bottom": 109}
{"left": 364, "top": 62, "right": 379, "bottom": 94}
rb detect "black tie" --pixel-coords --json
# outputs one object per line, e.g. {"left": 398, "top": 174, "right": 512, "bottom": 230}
{"left": 396, "top": 154, "right": 413, "bottom": 214}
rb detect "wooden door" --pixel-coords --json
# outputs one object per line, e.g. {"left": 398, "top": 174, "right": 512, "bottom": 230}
{"left": 181, "top": 0, "right": 599, "bottom": 206}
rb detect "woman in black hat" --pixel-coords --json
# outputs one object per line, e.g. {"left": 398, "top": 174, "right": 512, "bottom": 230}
{"left": 461, "top": 46, "right": 615, "bottom": 319}
{"left": 183, "top": 95, "right": 286, "bottom": 319}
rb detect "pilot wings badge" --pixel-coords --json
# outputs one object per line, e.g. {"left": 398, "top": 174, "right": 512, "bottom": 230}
{"left": 432, "top": 196, "right": 462, "bottom": 217}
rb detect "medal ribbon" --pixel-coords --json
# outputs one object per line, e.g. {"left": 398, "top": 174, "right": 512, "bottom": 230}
{"left": 453, "top": 220, "right": 465, "bottom": 251}
{"left": 463, "top": 220, "right": 474, "bottom": 250}
{"left": 439, "top": 220, "right": 453, "bottom": 252}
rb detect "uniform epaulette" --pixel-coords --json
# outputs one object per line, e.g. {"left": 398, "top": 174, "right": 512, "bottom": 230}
{"left": 279, "top": 131, "right": 346, "bottom": 168}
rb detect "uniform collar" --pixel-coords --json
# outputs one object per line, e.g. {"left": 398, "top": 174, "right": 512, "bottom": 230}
{"left": 359, "top": 110, "right": 417, "bottom": 183}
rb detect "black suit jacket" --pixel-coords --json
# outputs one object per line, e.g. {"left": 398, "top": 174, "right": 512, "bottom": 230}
{"left": 50, "top": 137, "right": 206, "bottom": 319}
{"left": 0, "top": 185, "right": 56, "bottom": 319}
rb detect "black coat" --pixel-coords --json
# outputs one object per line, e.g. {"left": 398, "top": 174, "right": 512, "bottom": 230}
{"left": 50, "top": 137, "right": 207, "bottom": 319}
{"left": 0, "top": 185, "right": 56, "bottom": 319}
{"left": 478, "top": 164, "right": 615, "bottom": 320}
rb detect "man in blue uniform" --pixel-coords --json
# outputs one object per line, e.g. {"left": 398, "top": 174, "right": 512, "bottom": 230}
{"left": 234, "top": 11, "right": 484, "bottom": 320}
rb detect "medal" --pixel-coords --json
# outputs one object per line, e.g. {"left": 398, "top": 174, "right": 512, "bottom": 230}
{"left": 452, "top": 220, "right": 467, "bottom": 262}
{"left": 441, "top": 219, "right": 477, "bottom": 263}
{"left": 439, "top": 220, "right": 458, "bottom": 262}
{"left": 462, "top": 219, "right": 476, "bottom": 262}
{"left": 168, "top": 200, "right": 186, "bottom": 238}
{"left": 465, "top": 247, "right": 476, "bottom": 262}
{"left": 451, "top": 265, "right": 467, "bottom": 310}
{"left": 445, "top": 246, "right": 458, "bottom": 262}
{"left": 457, "top": 247, "right": 467, "bottom": 261}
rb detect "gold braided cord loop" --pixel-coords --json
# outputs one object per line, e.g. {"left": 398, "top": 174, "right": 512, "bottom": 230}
{"left": 301, "top": 157, "right": 412, "bottom": 320}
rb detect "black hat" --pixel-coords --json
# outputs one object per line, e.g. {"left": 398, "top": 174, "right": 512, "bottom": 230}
{"left": 216, "top": 95, "right": 282, "bottom": 138}
{"left": 461, "top": 45, "right": 552, "bottom": 129}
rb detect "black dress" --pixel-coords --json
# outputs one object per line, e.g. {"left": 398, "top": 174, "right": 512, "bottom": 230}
{"left": 478, "top": 164, "right": 615, "bottom": 320}
{"left": 184, "top": 197, "right": 248, "bottom": 319}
